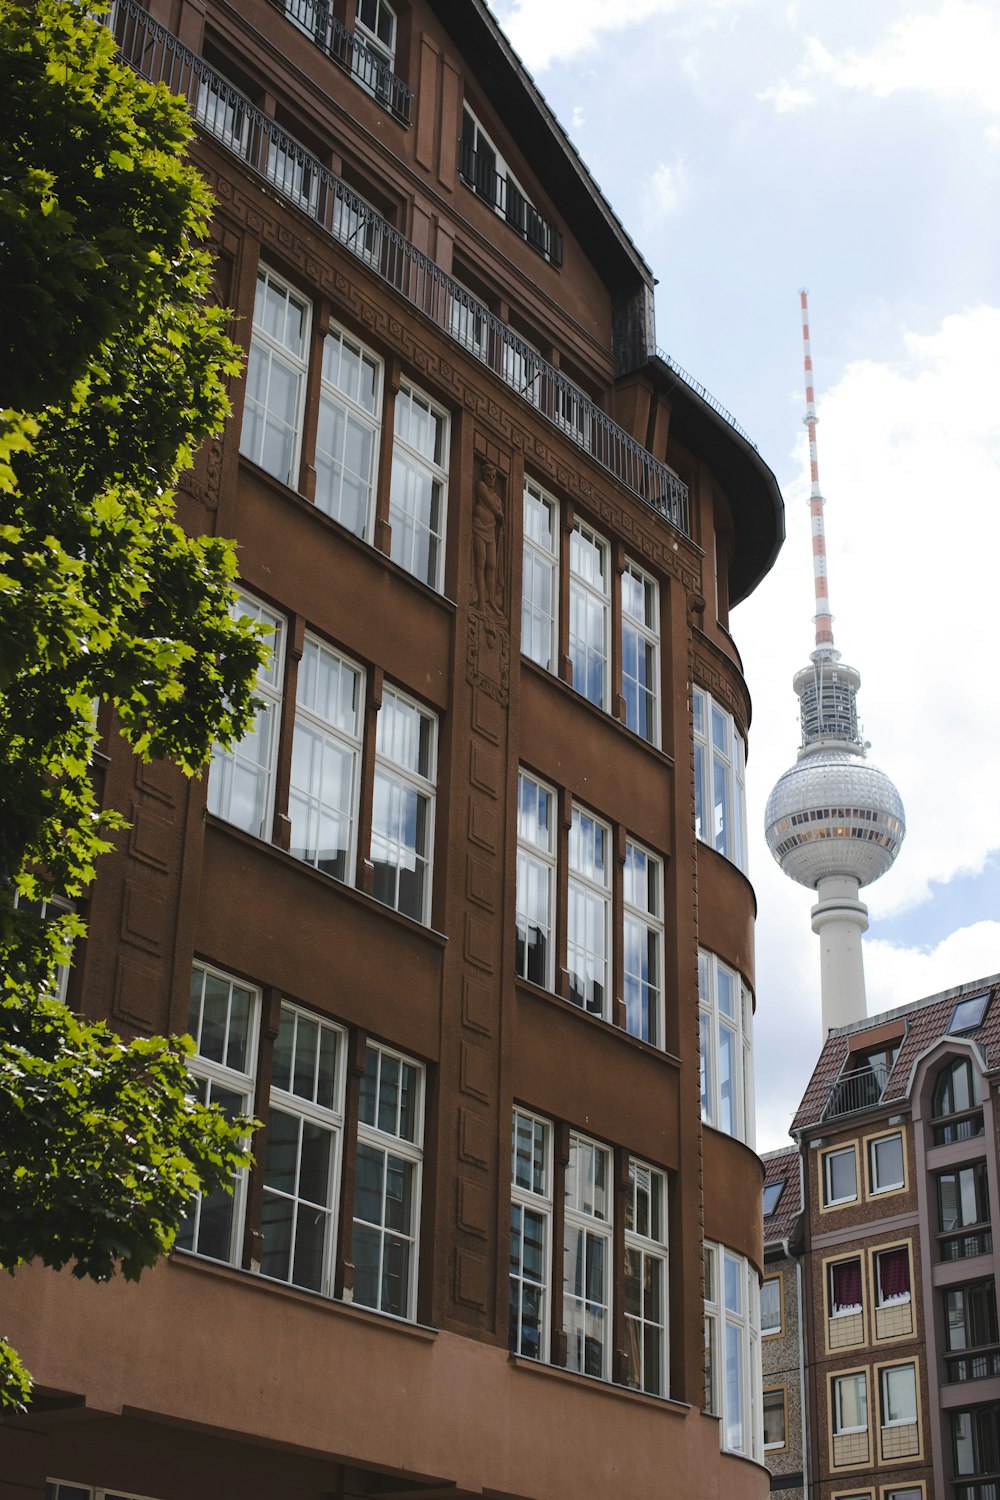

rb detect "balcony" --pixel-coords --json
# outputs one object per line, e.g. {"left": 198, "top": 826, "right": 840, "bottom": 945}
{"left": 823, "top": 1061, "right": 890, "bottom": 1121}
{"left": 107, "top": 1, "right": 690, "bottom": 538}
{"left": 459, "top": 138, "right": 563, "bottom": 265}
{"left": 274, "top": 0, "right": 412, "bottom": 125}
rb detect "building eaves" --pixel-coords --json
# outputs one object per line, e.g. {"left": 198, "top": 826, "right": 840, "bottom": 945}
{"left": 650, "top": 354, "right": 785, "bottom": 604}
{"left": 791, "top": 972, "right": 1000, "bottom": 1134}
{"left": 429, "top": 0, "right": 654, "bottom": 294}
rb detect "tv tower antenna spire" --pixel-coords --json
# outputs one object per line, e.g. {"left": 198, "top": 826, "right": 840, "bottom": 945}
{"left": 800, "top": 288, "right": 835, "bottom": 652}
{"left": 764, "top": 293, "right": 905, "bottom": 1035}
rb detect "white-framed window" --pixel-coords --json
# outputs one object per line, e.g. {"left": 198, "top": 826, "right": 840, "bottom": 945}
{"left": 704, "top": 1241, "right": 762, "bottom": 1459}
{"left": 693, "top": 686, "right": 747, "bottom": 871}
{"left": 13, "top": 893, "right": 74, "bottom": 1004}
{"left": 763, "top": 1387, "right": 787, "bottom": 1449}
{"left": 351, "top": 1040, "right": 423, "bottom": 1319}
{"left": 824, "top": 1145, "right": 860, "bottom": 1207}
{"left": 509, "top": 1108, "right": 552, "bottom": 1361}
{"left": 315, "top": 322, "right": 382, "bottom": 537}
{"left": 567, "top": 805, "right": 611, "bottom": 1018}
{"left": 46, "top": 1486, "right": 164, "bottom": 1500}
{"left": 761, "top": 1274, "right": 782, "bottom": 1335}
{"left": 554, "top": 379, "right": 592, "bottom": 452}
{"left": 241, "top": 265, "right": 309, "bottom": 488}
{"left": 265, "top": 135, "right": 320, "bottom": 216}
{"left": 195, "top": 73, "right": 249, "bottom": 155}
{"left": 868, "top": 1131, "right": 905, "bottom": 1195}
{"left": 260, "top": 1003, "right": 346, "bottom": 1295}
{"left": 502, "top": 335, "right": 543, "bottom": 408}
{"left": 698, "top": 950, "right": 754, "bottom": 1146}
{"left": 389, "top": 382, "right": 449, "bottom": 590}
{"left": 875, "top": 1245, "right": 911, "bottom": 1307}
{"left": 879, "top": 1362, "right": 917, "bottom": 1427}
{"left": 569, "top": 521, "right": 610, "bottom": 709}
{"left": 371, "top": 687, "right": 437, "bottom": 923}
{"left": 563, "top": 1132, "right": 612, "bottom": 1380}
{"left": 521, "top": 479, "right": 558, "bottom": 671}
{"left": 354, "top": 0, "right": 396, "bottom": 99}
{"left": 288, "top": 636, "right": 364, "bottom": 883}
{"left": 622, "top": 562, "right": 659, "bottom": 745}
{"left": 623, "top": 1158, "right": 668, "bottom": 1397}
{"left": 177, "top": 964, "right": 259, "bottom": 1265}
{"left": 622, "top": 840, "right": 663, "bottom": 1046}
{"left": 207, "top": 590, "right": 284, "bottom": 840}
{"left": 460, "top": 102, "right": 553, "bottom": 259}
{"left": 833, "top": 1370, "right": 869, "bottom": 1434}
{"left": 332, "top": 182, "right": 384, "bottom": 268}
{"left": 448, "top": 281, "right": 490, "bottom": 363}
{"left": 515, "top": 770, "right": 556, "bottom": 988}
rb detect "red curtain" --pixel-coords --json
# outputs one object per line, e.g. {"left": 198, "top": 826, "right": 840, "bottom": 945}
{"left": 878, "top": 1247, "right": 910, "bottom": 1301}
{"left": 831, "top": 1258, "right": 862, "bottom": 1312}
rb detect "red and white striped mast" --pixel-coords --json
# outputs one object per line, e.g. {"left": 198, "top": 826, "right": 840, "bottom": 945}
{"left": 800, "top": 287, "right": 835, "bottom": 653}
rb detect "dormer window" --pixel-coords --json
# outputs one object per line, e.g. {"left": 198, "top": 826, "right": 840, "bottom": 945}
{"left": 460, "top": 104, "right": 562, "bottom": 264}
{"left": 825, "top": 1041, "right": 900, "bottom": 1119}
{"left": 762, "top": 1180, "right": 784, "bottom": 1217}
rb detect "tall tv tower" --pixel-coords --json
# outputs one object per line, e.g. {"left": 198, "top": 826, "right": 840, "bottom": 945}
{"left": 764, "top": 292, "right": 906, "bottom": 1035}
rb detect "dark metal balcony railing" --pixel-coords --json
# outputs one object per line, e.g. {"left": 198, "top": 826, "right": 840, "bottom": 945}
{"left": 940, "top": 1228, "right": 994, "bottom": 1263}
{"left": 275, "top": 0, "right": 412, "bottom": 125}
{"left": 108, "top": 1, "right": 690, "bottom": 537}
{"left": 459, "top": 139, "right": 563, "bottom": 266}
{"left": 823, "top": 1061, "right": 890, "bottom": 1120}
{"left": 946, "top": 1348, "right": 1000, "bottom": 1384}
{"left": 656, "top": 349, "right": 757, "bottom": 452}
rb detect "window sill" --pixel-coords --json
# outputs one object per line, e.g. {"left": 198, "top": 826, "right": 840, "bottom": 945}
{"left": 170, "top": 1248, "right": 439, "bottom": 1339}
{"left": 204, "top": 813, "right": 449, "bottom": 950}
{"left": 508, "top": 1353, "right": 690, "bottom": 1413}
{"left": 520, "top": 655, "right": 675, "bottom": 768}
{"left": 514, "top": 974, "right": 681, "bottom": 1068}
{"left": 237, "top": 453, "right": 459, "bottom": 616}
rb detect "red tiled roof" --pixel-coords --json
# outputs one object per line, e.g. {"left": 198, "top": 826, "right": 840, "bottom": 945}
{"left": 762, "top": 1144, "right": 802, "bottom": 1244}
{"left": 790, "top": 973, "right": 1000, "bottom": 1133}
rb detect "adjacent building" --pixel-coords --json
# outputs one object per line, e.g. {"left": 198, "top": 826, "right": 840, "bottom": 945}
{"left": 772, "top": 972, "right": 1000, "bottom": 1500}
{"left": 762, "top": 1146, "right": 807, "bottom": 1498}
{"left": 1, "top": 2, "right": 785, "bottom": 1498}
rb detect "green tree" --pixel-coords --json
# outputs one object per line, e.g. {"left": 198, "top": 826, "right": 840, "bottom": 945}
{"left": 0, "top": 0, "right": 264, "bottom": 1407}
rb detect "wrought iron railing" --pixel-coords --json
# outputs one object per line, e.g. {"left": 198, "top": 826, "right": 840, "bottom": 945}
{"left": 107, "top": 1, "right": 689, "bottom": 537}
{"left": 823, "top": 1061, "right": 890, "bottom": 1120}
{"left": 275, "top": 0, "right": 412, "bottom": 125}
{"left": 459, "top": 138, "right": 563, "bottom": 266}
{"left": 656, "top": 350, "right": 757, "bottom": 452}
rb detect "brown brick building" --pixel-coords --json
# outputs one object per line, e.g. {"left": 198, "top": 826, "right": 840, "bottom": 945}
{"left": 1, "top": 3, "right": 785, "bottom": 1497}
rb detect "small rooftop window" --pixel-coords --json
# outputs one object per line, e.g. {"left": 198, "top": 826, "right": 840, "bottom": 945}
{"left": 948, "top": 993, "right": 990, "bottom": 1034}
{"left": 763, "top": 1180, "right": 785, "bottom": 1217}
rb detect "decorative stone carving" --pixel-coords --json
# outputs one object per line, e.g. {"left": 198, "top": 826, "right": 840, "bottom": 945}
{"left": 471, "top": 459, "right": 506, "bottom": 616}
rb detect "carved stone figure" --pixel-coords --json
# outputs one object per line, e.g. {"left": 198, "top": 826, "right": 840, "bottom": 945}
{"left": 472, "top": 460, "right": 505, "bottom": 615}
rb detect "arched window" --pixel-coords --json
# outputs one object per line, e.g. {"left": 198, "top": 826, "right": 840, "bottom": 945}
{"left": 932, "top": 1057, "right": 984, "bottom": 1146}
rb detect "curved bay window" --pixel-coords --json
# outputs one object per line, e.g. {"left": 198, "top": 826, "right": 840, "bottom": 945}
{"left": 932, "top": 1056, "right": 985, "bottom": 1145}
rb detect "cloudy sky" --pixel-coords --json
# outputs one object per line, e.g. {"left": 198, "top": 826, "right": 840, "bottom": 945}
{"left": 493, "top": 0, "right": 1000, "bottom": 1150}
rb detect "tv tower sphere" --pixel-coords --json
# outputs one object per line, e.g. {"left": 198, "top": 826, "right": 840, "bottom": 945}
{"left": 764, "top": 657, "right": 906, "bottom": 891}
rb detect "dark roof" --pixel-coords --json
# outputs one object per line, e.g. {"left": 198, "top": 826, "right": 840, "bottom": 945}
{"left": 791, "top": 973, "right": 1000, "bottom": 1134}
{"left": 761, "top": 1145, "right": 802, "bottom": 1245}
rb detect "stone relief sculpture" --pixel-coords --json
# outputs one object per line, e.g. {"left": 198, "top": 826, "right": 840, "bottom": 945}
{"left": 472, "top": 459, "right": 506, "bottom": 616}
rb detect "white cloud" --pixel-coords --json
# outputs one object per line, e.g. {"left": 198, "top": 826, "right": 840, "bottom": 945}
{"left": 647, "top": 156, "right": 690, "bottom": 216}
{"left": 492, "top": 0, "right": 738, "bottom": 72}
{"left": 755, "top": 80, "right": 814, "bottom": 112}
{"left": 571, "top": 105, "right": 587, "bottom": 129}
{"left": 761, "top": 1, "right": 1000, "bottom": 117}
{"left": 985, "top": 124, "right": 1000, "bottom": 148}
{"left": 743, "top": 304, "right": 1000, "bottom": 1151}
